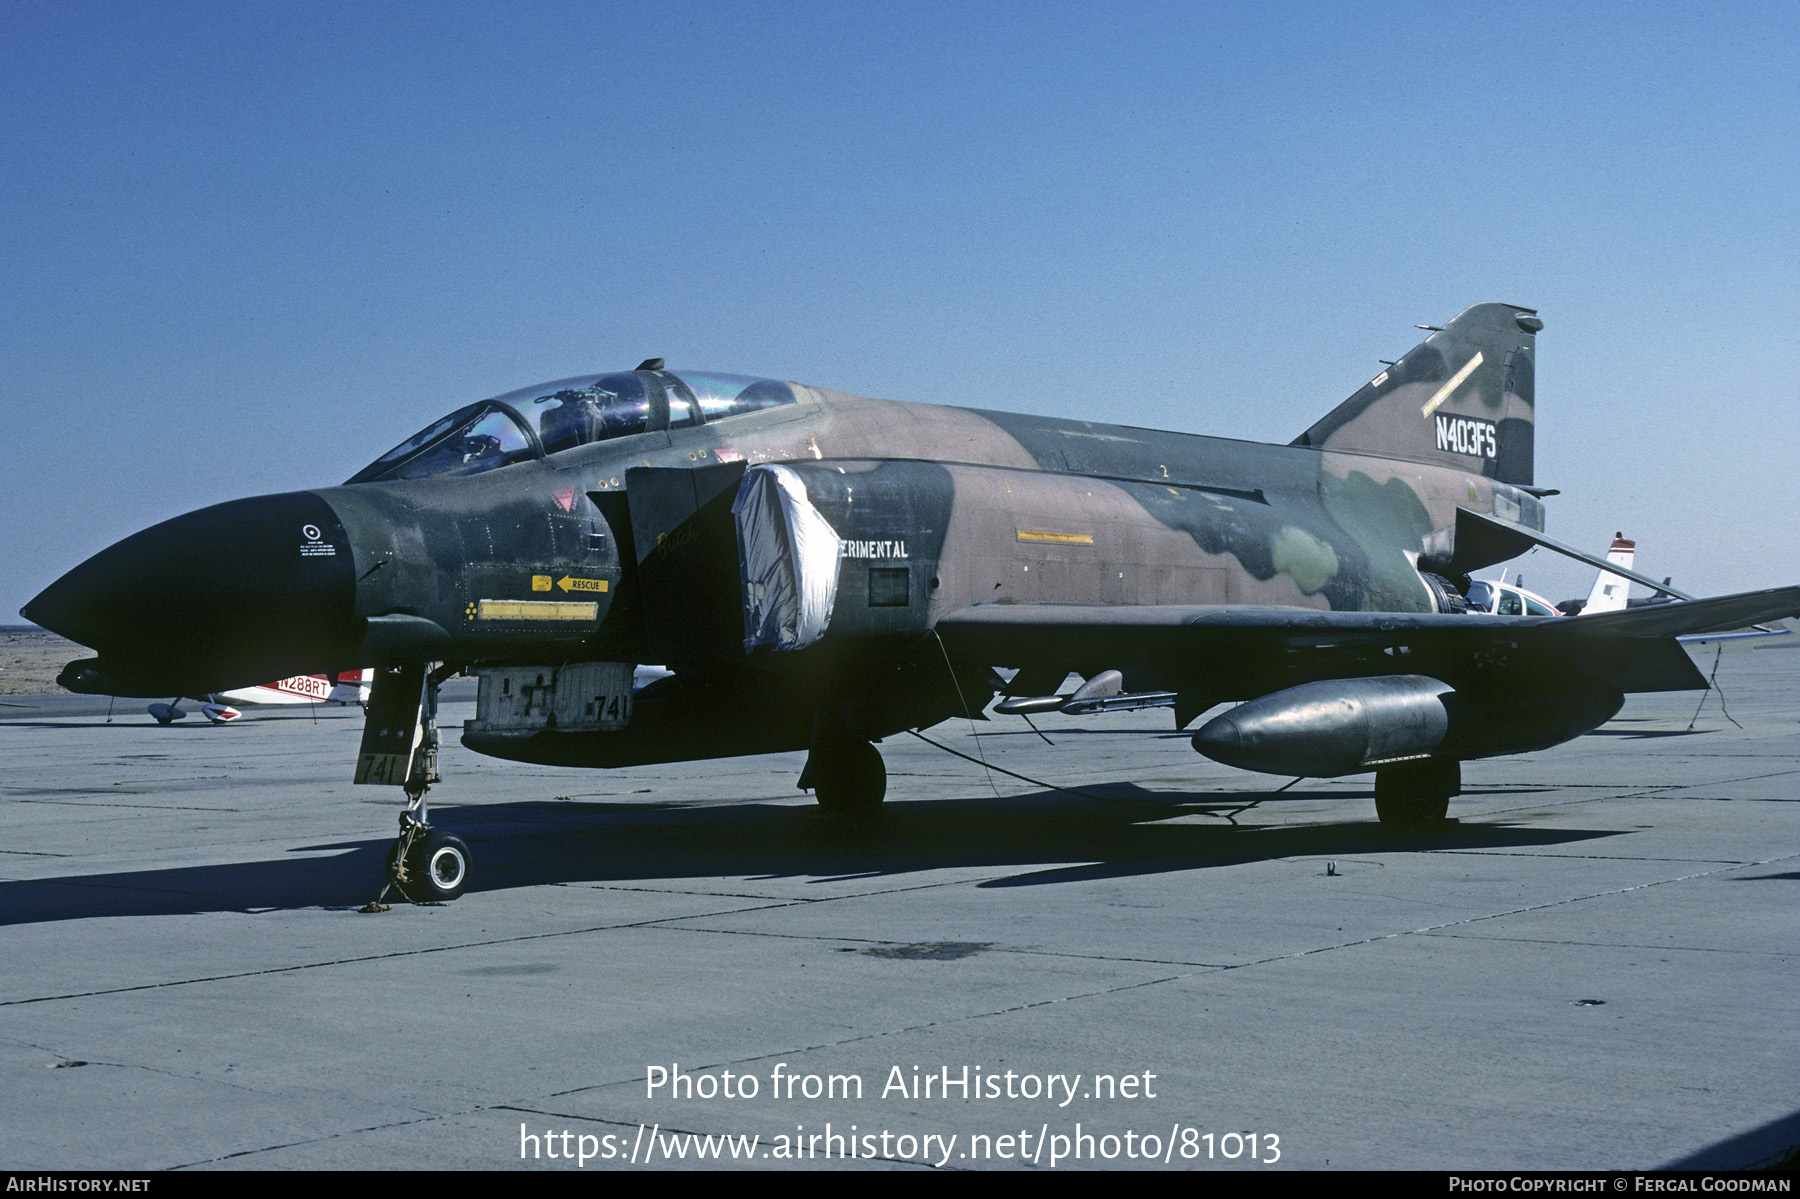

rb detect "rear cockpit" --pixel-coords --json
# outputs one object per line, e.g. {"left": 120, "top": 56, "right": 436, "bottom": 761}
{"left": 346, "top": 368, "right": 797, "bottom": 484}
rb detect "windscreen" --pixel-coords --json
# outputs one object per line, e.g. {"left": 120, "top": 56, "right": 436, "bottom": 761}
{"left": 347, "top": 403, "right": 536, "bottom": 484}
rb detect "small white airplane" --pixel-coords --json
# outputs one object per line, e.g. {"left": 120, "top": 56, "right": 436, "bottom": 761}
{"left": 1466, "top": 534, "right": 1650, "bottom": 619}
{"left": 148, "top": 670, "right": 373, "bottom": 725}
{"left": 1462, "top": 575, "right": 1565, "bottom": 618}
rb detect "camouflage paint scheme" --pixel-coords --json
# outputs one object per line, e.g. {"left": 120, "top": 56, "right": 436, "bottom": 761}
{"left": 29, "top": 303, "right": 1794, "bottom": 778}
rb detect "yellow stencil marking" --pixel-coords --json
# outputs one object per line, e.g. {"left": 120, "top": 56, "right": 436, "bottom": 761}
{"left": 1016, "top": 530, "right": 1095, "bottom": 545}
{"left": 531, "top": 575, "right": 552, "bottom": 591}
{"left": 1421, "top": 351, "right": 1484, "bottom": 416}
{"left": 476, "top": 599, "right": 599, "bottom": 621}
{"left": 556, "top": 576, "right": 608, "bottom": 593}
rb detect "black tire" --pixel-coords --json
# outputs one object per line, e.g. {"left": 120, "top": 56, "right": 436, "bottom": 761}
{"left": 810, "top": 740, "right": 886, "bottom": 818}
{"left": 1374, "top": 759, "right": 1458, "bottom": 829}
{"left": 388, "top": 831, "right": 471, "bottom": 902}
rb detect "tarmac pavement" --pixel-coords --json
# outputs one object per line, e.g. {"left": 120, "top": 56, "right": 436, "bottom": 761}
{"left": 0, "top": 651, "right": 1795, "bottom": 1170}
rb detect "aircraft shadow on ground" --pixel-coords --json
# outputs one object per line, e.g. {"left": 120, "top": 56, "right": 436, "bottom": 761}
{"left": 0, "top": 785, "right": 1622, "bottom": 926}
{"left": 1663, "top": 1105, "right": 1800, "bottom": 1170}
{"left": 1583, "top": 728, "right": 1715, "bottom": 740}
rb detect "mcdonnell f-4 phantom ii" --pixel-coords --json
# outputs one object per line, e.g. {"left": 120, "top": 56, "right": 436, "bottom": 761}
{"left": 24, "top": 303, "right": 1800, "bottom": 903}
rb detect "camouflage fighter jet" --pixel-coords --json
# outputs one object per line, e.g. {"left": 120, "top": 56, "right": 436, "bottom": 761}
{"left": 24, "top": 305, "right": 1800, "bottom": 901}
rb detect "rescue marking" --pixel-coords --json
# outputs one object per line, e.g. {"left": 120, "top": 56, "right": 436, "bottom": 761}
{"left": 1016, "top": 530, "right": 1095, "bottom": 545}
{"left": 475, "top": 599, "right": 599, "bottom": 621}
{"left": 1420, "top": 351, "right": 1484, "bottom": 416}
{"left": 557, "top": 576, "right": 609, "bottom": 593}
{"left": 1434, "top": 415, "right": 1498, "bottom": 459}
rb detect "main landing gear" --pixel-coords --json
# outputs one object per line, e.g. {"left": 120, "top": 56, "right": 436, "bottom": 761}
{"left": 799, "top": 716, "right": 887, "bottom": 817}
{"left": 1374, "top": 758, "right": 1459, "bottom": 829}
{"left": 358, "top": 662, "right": 470, "bottom": 908}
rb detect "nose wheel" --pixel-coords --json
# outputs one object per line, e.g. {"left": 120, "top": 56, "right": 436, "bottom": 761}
{"left": 386, "top": 817, "right": 471, "bottom": 903}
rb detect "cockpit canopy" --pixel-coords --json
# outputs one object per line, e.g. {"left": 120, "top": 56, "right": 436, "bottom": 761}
{"left": 347, "top": 369, "right": 797, "bottom": 484}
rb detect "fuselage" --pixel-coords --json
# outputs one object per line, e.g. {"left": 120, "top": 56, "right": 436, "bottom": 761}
{"left": 25, "top": 377, "right": 1537, "bottom": 704}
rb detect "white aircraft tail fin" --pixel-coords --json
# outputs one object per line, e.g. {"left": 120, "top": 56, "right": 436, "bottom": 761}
{"left": 1583, "top": 533, "right": 1637, "bottom": 615}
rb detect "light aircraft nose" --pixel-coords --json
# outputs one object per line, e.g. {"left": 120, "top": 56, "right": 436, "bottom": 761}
{"left": 22, "top": 491, "right": 362, "bottom": 696}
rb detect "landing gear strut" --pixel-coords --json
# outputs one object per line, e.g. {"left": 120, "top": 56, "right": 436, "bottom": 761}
{"left": 358, "top": 662, "right": 470, "bottom": 907}
{"left": 1374, "top": 758, "right": 1458, "bottom": 829}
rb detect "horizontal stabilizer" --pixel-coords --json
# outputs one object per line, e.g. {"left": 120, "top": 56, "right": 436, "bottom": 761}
{"left": 1451, "top": 508, "right": 1693, "bottom": 600}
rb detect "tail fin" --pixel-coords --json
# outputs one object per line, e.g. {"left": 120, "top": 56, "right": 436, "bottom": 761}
{"left": 1292, "top": 302, "right": 1540, "bottom": 485}
{"left": 1583, "top": 534, "right": 1637, "bottom": 614}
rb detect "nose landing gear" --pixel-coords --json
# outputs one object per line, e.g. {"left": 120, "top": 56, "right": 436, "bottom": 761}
{"left": 357, "top": 662, "right": 470, "bottom": 910}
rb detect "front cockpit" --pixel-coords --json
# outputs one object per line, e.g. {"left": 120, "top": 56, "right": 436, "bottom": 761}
{"left": 346, "top": 368, "right": 797, "bottom": 484}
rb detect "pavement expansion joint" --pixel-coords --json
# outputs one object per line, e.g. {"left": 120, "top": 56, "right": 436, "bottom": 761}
{"left": 1440, "top": 849, "right": 1757, "bottom": 864}
{"left": 649, "top": 921, "right": 1236, "bottom": 970}
{"left": 574, "top": 882, "right": 824, "bottom": 901}
{"left": 1227, "top": 849, "right": 1800, "bottom": 974}
{"left": 7, "top": 1035, "right": 328, "bottom": 1103}
{"left": 1415, "top": 930, "right": 1796, "bottom": 956}
{"left": 0, "top": 901, "right": 808, "bottom": 1008}
{"left": 167, "top": 1110, "right": 459, "bottom": 1170}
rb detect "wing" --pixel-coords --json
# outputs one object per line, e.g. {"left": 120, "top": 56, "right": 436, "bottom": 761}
{"left": 935, "top": 586, "right": 1800, "bottom": 723}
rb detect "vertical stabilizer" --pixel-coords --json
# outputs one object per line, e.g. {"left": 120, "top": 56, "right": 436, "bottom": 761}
{"left": 1293, "top": 302, "right": 1540, "bottom": 485}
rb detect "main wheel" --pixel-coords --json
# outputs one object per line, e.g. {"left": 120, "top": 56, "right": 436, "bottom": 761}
{"left": 388, "top": 830, "right": 471, "bottom": 902}
{"left": 809, "top": 740, "right": 886, "bottom": 818}
{"left": 1374, "top": 759, "right": 1458, "bottom": 829}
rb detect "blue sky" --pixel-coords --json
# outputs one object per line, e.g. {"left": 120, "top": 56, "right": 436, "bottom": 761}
{"left": 4, "top": 0, "right": 1796, "bottom": 619}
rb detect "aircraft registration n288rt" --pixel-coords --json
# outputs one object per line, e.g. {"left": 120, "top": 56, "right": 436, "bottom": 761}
{"left": 24, "top": 304, "right": 1800, "bottom": 904}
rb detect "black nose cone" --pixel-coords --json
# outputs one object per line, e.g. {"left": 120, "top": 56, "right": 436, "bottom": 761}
{"left": 23, "top": 491, "right": 360, "bottom": 696}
